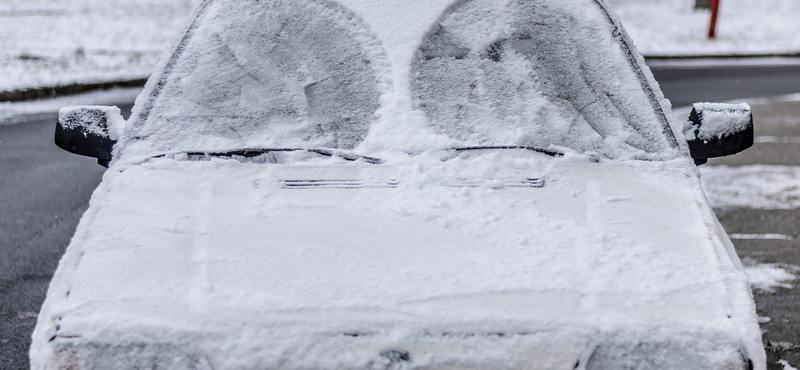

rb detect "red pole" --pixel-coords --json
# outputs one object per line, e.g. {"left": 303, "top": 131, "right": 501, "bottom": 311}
{"left": 707, "top": 0, "right": 720, "bottom": 39}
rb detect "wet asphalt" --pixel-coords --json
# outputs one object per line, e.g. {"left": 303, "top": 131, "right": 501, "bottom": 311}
{"left": 1, "top": 63, "right": 799, "bottom": 369}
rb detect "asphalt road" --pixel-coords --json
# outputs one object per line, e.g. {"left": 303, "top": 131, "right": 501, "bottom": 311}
{"left": 650, "top": 61, "right": 800, "bottom": 107}
{"left": 1, "top": 62, "right": 799, "bottom": 369}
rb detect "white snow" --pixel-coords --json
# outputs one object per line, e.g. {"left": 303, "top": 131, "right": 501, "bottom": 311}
{"left": 780, "top": 360, "right": 800, "bottom": 370}
{"left": 699, "top": 165, "right": 800, "bottom": 210}
{"left": 608, "top": 0, "right": 800, "bottom": 57}
{"left": 742, "top": 260, "right": 797, "bottom": 293}
{"left": 0, "top": 0, "right": 199, "bottom": 92}
{"left": 684, "top": 103, "right": 751, "bottom": 141}
{"left": 58, "top": 105, "right": 124, "bottom": 139}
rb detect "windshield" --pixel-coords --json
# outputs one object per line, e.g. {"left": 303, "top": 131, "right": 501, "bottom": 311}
{"left": 119, "top": 0, "right": 679, "bottom": 161}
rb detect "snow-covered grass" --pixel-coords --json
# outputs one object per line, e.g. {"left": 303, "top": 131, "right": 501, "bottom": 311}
{"left": 3, "top": 0, "right": 800, "bottom": 95}
{"left": 609, "top": 0, "right": 800, "bottom": 57}
{"left": 0, "top": 0, "right": 198, "bottom": 92}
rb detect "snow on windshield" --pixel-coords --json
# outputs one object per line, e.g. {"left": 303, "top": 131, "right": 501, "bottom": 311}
{"left": 123, "top": 0, "right": 389, "bottom": 154}
{"left": 118, "top": 0, "right": 679, "bottom": 161}
{"left": 412, "top": 0, "right": 676, "bottom": 158}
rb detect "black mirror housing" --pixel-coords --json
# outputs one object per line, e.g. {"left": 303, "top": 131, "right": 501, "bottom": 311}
{"left": 683, "top": 103, "right": 754, "bottom": 165}
{"left": 55, "top": 106, "right": 122, "bottom": 167}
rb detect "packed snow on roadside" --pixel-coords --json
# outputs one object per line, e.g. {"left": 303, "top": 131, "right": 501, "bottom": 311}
{"left": 608, "top": 0, "right": 800, "bottom": 57}
{"left": 699, "top": 165, "right": 800, "bottom": 210}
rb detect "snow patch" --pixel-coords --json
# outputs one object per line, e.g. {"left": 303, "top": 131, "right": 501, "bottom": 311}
{"left": 684, "top": 103, "right": 751, "bottom": 141}
{"left": 742, "top": 259, "right": 797, "bottom": 293}
{"left": 780, "top": 360, "right": 800, "bottom": 370}
{"left": 58, "top": 105, "right": 124, "bottom": 139}
{"left": 699, "top": 165, "right": 800, "bottom": 210}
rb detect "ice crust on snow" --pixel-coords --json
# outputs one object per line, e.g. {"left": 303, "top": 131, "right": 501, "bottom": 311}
{"left": 684, "top": 103, "right": 752, "bottom": 141}
{"left": 118, "top": 0, "right": 680, "bottom": 162}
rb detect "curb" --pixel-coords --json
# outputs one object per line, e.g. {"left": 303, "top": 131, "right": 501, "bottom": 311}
{"left": 0, "top": 78, "right": 148, "bottom": 103}
{"left": 644, "top": 53, "right": 800, "bottom": 60}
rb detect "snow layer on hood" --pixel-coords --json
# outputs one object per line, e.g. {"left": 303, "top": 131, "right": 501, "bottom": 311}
{"left": 118, "top": 0, "right": 680, "bottom": 162}
{"left": 31, "top": 155, "right": 764, "bottom": 369}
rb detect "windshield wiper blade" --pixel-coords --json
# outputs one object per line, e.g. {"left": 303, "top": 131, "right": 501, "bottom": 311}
{"left": 452, "top": 145, "right": 564, "bottom": 158}
{"left": 160, "top": 148, "right": 382, "bottom": 164}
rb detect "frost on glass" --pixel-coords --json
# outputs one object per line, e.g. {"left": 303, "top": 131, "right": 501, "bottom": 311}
{"left": 127, "top": 0, "right": 387, "bottom": 153}
{"left": 412, "top": 0, "right": 675, "bottom": 159}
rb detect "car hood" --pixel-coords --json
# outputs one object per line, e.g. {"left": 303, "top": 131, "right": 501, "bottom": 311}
{"left": 32, "top": 156, "right": 764, "bottom": 369}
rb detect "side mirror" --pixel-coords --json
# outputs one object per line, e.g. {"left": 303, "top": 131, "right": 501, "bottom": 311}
{"left": 55, "top": 106, "right": 123, "bottom": 167}
{"left": 683, "top": 103, "right": 754, "bottom": 166}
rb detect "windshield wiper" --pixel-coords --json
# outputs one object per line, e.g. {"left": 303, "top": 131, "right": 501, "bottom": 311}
{"left": 158, "top": 148, "right": 382, "bottom": 164}
{"left": 451, "top": 145, "right": 564, "bottom": 158}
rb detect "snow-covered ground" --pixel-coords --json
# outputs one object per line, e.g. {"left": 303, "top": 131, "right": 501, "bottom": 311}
{"left": 0, "top": 0, "right": 198, "bottom": 92}
{"left": 609, "top": 0, "right": 800, "bottom": 57}
{"left": 2, "top": 0, "right": 799, "bottom": 93}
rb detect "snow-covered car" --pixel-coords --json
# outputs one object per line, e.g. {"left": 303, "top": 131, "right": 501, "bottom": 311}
{"left": 35, "top": 0, "right": 762, "bottom": 369}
